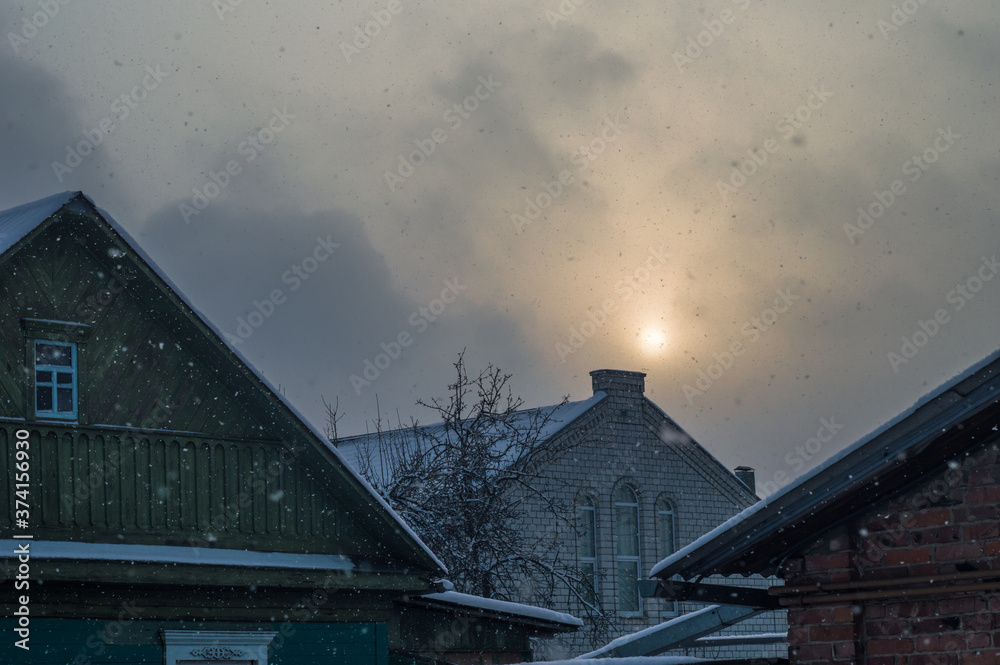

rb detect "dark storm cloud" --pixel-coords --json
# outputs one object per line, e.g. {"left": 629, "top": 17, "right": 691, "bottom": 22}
{"left": 0, "top": 50, "right": 118, "bottom": 205}
{"left": 137, "top": 198, "right": 543, "bottom": 432}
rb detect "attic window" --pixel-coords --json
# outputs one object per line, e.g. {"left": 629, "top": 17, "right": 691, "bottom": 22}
{"left": 34, "top": 341, "right": 77, "bottom": 419}
{"left": 21, "top": 318, "right": 90, "bottom": 423}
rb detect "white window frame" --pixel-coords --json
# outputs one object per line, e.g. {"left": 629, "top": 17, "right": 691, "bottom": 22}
{"left": 614, "top": 485, "right": 642, "bottom": 615}
{"left": 577, "top": 495, "right": 598, "bottom": 604}
{"left": 162, "top": 630, "right": 277, "bottom": 665}
{"left": 657, "top": 496, "right": 679, "bottom": 615}
{"left": 34, "top": 339, "right": 78, "bottom": 420}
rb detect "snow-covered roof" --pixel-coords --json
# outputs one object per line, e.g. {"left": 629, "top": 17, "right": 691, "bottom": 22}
{"left": 0, "top": 192, "right": 447, "bottom": 575}
{"left": 0, "top": 191, "right": 77, "bottom": 254}
{"left": 694, "top": 633, "right": 786, "bottom": 645}
{"left": 650, "top": 346, "right": 1000, "bottom": 580}
{"left": 579, "top": 605, "right": 725, "bottom": 659}
{"left": 419, "top": 590, "right": 583, "bottom": 627}
{"left": 336, "top": 391, "right": 607, "bottom": 479}
{"left": 0, "top": 540, "right": 354, "bottom": 571}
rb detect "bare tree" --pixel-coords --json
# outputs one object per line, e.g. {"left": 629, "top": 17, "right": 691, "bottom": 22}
{"left": 336, "top": 352, "right": 618, "bottom": 648}
{"left": 321, "top": 394, "right": 344, "bottom": 441}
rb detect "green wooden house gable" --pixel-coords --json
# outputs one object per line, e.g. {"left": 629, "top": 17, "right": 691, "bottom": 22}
{"left": 0, "top": 193, "right": 444, "bottom": 580}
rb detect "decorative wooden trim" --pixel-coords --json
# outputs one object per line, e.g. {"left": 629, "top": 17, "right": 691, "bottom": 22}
{"left": 190, "top": 646, "right": 246, "bottom": 659}
{"left": 162, "top": 630, "right": 277, "bottom": 665}
{"left": 21, "top": 317, "right": 92, "bottom": 340}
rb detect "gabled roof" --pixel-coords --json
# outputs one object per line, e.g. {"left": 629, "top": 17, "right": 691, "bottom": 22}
{"left": 338, "top": 372, "right": 760, "bottom": 509}
{"left": 651, "top": 348, "right": 1000, "bottom": 580}
{"left": 336, "top": 391, "right": 608, "bottom": 483}
{"left": 0, "top": 191, "right": 446, "bottom": 576}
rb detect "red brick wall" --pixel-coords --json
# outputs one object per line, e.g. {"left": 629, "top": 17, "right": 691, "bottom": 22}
{"left": 781, "top": 441, "right": 1000, "bottom": 665}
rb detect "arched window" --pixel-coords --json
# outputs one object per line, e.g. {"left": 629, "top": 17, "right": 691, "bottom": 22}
{"left": 614, "top": 485, "right": 641, "bottom": 613}
{"left": 656, "top": 496, "right": 676, "bottom": 558}
{"left": 577, "top": 496, "right": 598, "bottom": 604}
{"left": 656, "top": 496, "right": 678, "bottom": 614}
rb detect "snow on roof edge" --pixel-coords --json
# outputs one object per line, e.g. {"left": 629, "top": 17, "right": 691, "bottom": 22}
{"left": 694, "top": 632, "right": 787, "bottom": 643}
{"left": 649, "top": 345, "right": 1000, "bottom": 578}
{"left": 521, "top": 658, "right": 711, "bottom": 665}
{"left": 578, "top": 605, "right": 723, "bottom": 659}
{"left": 0, "top": 539, "right": 353, "bottom": 571}
{"left": 0, "top": 190, "right": 78, "bottom": 255}
{"left": 337, "top": 391, "right": 608, "bottom": 447}
{"left": 421, "top": 591, "right": 583, "bottom": 627}
{"left": 335, "top": 391, "right": 609, "bottom": 480}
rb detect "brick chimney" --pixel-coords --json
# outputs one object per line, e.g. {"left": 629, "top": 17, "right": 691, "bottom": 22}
{"left": 734, "top": 466, "right": 756, "bottom": 494}
{"left": 590, "top": 369, "right": 646, "bottom": 396}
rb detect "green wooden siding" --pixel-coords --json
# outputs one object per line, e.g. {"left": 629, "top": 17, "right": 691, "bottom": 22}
{"left": 0, "top": 423, "right": 355, "bottom": 553}
{"left": 0, "top": 618, "right": 388, "bottom": 665}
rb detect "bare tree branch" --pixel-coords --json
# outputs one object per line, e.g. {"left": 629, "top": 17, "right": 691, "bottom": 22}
{"left": 347, "top": 352, "right": 618, "bottom": 648}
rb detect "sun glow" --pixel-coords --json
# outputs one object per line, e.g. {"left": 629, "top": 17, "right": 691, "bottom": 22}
{"left": 639, "top": 327, "right": 669, "bottom": 354}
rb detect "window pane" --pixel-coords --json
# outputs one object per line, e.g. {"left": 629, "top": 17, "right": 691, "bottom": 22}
{"left": 36, "top": 371, "right": 52, "bottom": 384}
{"left": 615, "top": 485, "right": 636, "bottom": 504}
{"left": 57, "top": 388, "right": 74, "bottom": 412}
{"left": 56, "top": 372, "right": 73, "bottom": 384}
{"left": 659, "top": 511, "right": 675, "bottom": 556}
{"left": 581, "top": 561, "right": 597, "bottom": 604}
{"left": 617, "top": 561, "right": 639, "bottom": 611}
{"left": 616, "top": 504, "right": 638, "bottom": 556}
{"left": 37, "top": 386, "right": 53, "bottom": 411}
{"left": 36, "top": 343, "right": 73, "bottom": 366}
{"left": 578, "top": 507, "right": 595, "bottom": 558}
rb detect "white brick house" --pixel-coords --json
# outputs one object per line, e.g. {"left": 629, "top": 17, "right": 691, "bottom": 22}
{"left": 338, "top": 369, "right": 786, "bottom": 660}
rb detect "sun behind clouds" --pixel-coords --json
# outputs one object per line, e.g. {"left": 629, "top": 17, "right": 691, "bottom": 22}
{"left": 638, "top": 326, "right": 669, "bottom": 354}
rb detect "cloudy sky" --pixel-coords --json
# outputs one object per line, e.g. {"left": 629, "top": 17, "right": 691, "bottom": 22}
{"left": 3, "top": 0, "right": 999, "bottom": 494}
